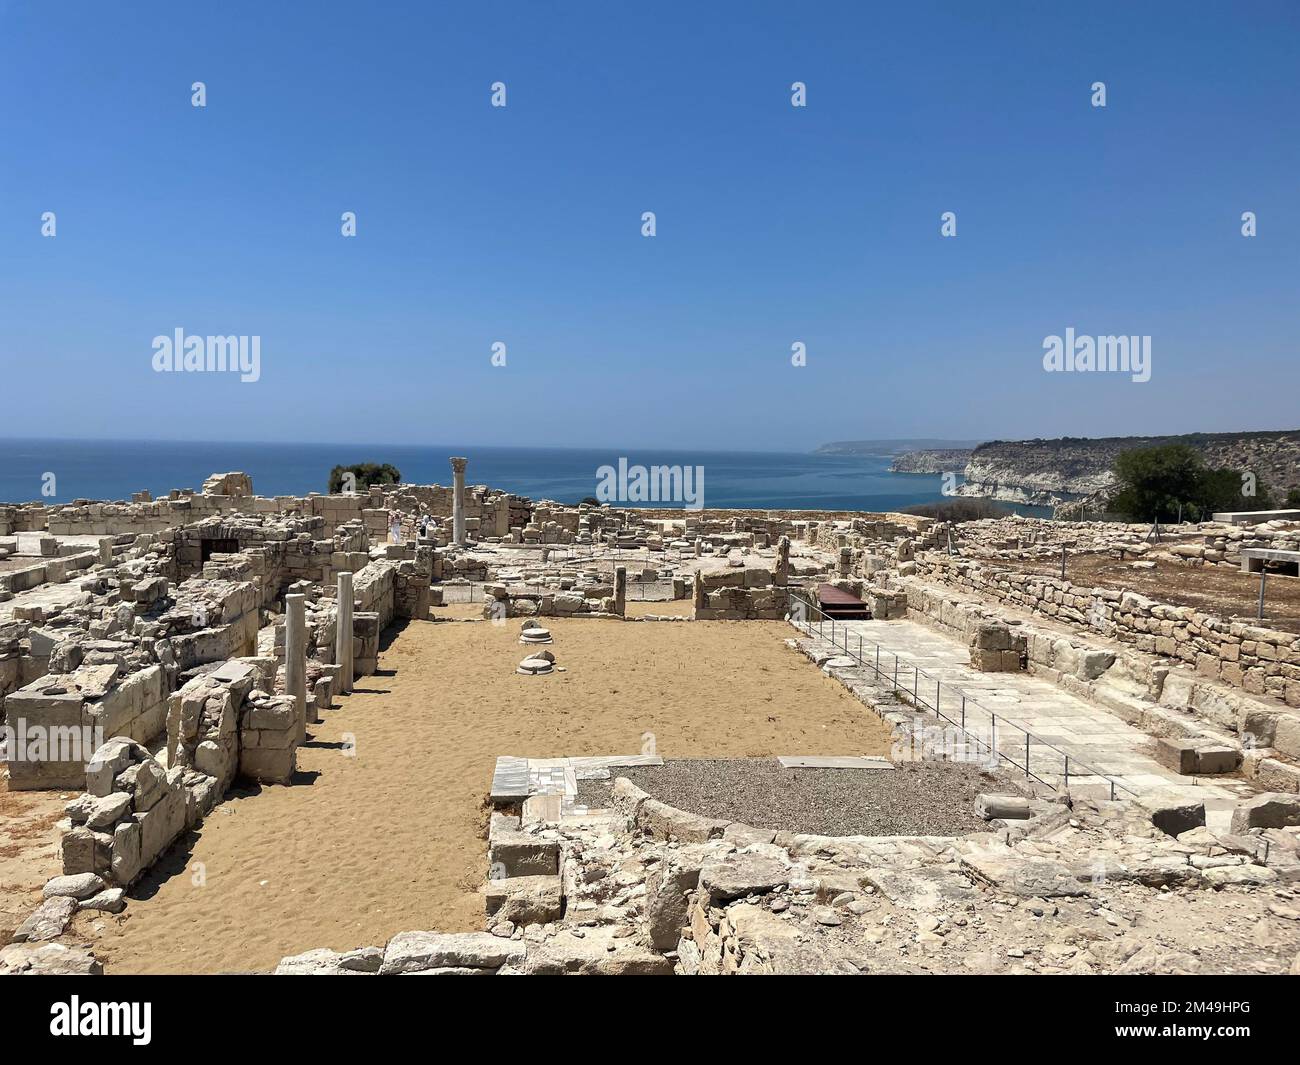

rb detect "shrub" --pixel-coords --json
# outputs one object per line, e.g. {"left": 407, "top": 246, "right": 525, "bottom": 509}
{"left": 1108, "top": 445, "right": 1272, "bottom": 522}
{"left": 328, "top": 462, "right": 401, "bottom": 494}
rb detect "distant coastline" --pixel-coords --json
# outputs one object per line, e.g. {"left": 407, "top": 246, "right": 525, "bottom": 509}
{"left": 820, "top": 429, "right": 1300, "bottom": 509}
{"left": 0, "top": 438, "right": 957, "bottom": 513}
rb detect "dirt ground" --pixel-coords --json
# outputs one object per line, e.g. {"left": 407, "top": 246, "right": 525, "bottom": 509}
{"left": 73, "top": 611, "right": 892, "bottom": 974}
{"left": 1003, "top": 553, "right": 1300, "bottom": 635}
{"left": 0, "top": 783, "right": 67, "bottom": 946}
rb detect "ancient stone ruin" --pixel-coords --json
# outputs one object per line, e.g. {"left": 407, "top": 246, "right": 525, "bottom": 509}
{"left": 3, "top": 466, "right": 1300, "bottom": 976}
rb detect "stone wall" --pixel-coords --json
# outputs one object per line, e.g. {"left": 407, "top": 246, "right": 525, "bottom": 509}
{"left": 63, "top": 739, "right": 188, "bottom": 886}
{"left": 0, "top": 548, "right": 99, "bottom": 599}
{"left": 692, "top": 567, "right": 791, "bottom": 620}
{"left": 916, "top": 555, "right": 1300, "bottom": 709}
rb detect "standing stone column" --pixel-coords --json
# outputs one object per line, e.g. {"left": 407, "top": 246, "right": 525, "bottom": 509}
{"left": 284, "top": 593, "right": 307, "bottom": 743}
{"left": 838, "top": 547, "right": 852, "bottom": 578}
{"left": 614, "top": 566, "right": 627, "bottom": 616}
{"left": 776, "top": 534, "right": 791, "bottom": 586}
{"left": 450, "top": 456, "right": 468, "bottom": 546}
{"left": 335, "top": 571, "right": 354, "bottom": 695}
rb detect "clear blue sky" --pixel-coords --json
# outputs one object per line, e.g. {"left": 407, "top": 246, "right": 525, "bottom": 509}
{"left": 2, "top": 0, "right": 1297, "bottom": 451}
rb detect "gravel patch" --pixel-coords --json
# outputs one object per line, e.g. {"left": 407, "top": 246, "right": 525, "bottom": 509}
{"left": 577, "top": 758, "right": 1030, "bottom": 837}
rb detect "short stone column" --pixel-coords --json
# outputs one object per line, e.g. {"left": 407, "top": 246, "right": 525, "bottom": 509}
{"left": 614, "top": 565, "right": 627, "bottom": 616}
{"left": 694, "top": 538, "right": 702, "bottom": 557}
{"left": 335, "top": 571, "right": 354, "bottom": 695}
{"left": 450, "top": 456, "right": 468, "bottom": 546}
{"left": 284, "top": 593, "right": 307, "bottom": 743}
{"left": 776, "top": 534, "right": 791, "bottom": 586}
{"left": 838, "top": 547, "right": 852, "bottom": 578}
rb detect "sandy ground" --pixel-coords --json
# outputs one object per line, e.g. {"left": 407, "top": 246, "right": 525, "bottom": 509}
{"left": 1004, "top": 553, "right": 1300, "bottom": 634}
{"left": 0, "top": 781, "right": 67, "bottom": 945}
{"left": 625, "top": 599, "right": 692, "bottom": 618}
{"left": 74, "top": 612, "right": 892, "bottom": 974}
{"left": 435, "top": 600, "right": 691, "bottom": 620}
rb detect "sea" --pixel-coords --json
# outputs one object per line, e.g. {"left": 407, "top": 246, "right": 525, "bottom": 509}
{"left": 0, "top": 438, "right": 1014, "bottom": 513}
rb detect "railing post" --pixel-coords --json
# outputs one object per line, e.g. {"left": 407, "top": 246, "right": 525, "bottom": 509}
{"left": 991, "top": 714, "right": 996, "bottom": 760}
{"left": 893, "top": 656, "right": 898, "bottom": 693}
{"left": 960, "top": 695, "right": 966, "bottom": 730}
{"left": 913, "top": 666, "right": 919, "bottom": 698}
{"left": 1025, "top": 732, "right": 1030, "bottom": 778}
{"left": 1064, "top": 755, "right": 1069, "bottom": 788}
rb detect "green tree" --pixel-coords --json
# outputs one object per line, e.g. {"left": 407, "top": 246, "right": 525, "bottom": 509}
{"left": 1109, "top": 445, "right": 1271, "bottom": 522}
{"left": 329, "top": 462, "right": 401, "bottom": 494}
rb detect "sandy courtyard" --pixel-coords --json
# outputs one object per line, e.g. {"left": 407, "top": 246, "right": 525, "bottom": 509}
{"left": 74, "top": 613, "right": 892, "bottom": 974}
{"left": 0, "top": 786, "right": 66, "bottom": 945}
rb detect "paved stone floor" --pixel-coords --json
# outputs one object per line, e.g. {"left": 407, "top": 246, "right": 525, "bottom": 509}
{"left": 799, "top": 617, "right": 1244, "bottom": 818}
{"left": 0, "top": 579, "right": 92, "bottom": 622}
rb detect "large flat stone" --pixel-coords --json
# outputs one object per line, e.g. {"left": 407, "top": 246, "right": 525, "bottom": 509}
{"left": 636, "top": 798, "right": 728, "bottom": 842}
{"left": 0, "top": 941, "right": 103, "bottom": 975}
{"left": 776, "top": 755, "right": 894, "bottom": 770}
{"left": 960, "top": 849, "right": 1088, "bottom": 898}
{"left": 379, "top": 931, "right": 525, "bottom": 975}
{"left": 274, "top": 946, "right": 383, "bottom": 975}
{"left": 522, "top": 928, "right": 672, "bottom": 975}
{"left": 12, "top": 895, "right": 78, "bottom": 942}
{"left": 698, "top": 846, "right": 792, "bottom": 903}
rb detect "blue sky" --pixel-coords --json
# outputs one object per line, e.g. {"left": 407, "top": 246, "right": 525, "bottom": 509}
{"left": 1, "top": 0, "right": 1297, "bottom": 451}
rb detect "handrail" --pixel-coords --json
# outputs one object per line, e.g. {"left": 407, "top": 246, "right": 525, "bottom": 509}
{"left": 786, "top": 589, "right": 1137, "bottom": 799}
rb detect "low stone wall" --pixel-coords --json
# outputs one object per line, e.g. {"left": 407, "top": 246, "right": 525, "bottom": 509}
{"left": 917, "top": 555, "right": 1300, "bottom": 708}
{"left": 4, "top": 665, "right": 168, "bottom": 790}
{"left": 63, "top": 739, "right": 188, "bottom": 886}
{"left": 0, "top": 549, "right": 98, "bottom": 599}
{"left": 3, "top": 573, "right": 263, "bottom": 789}
{"left": 61, "top": 658, "right": 305, "bottom": 894}
{"left": 691, "top": 567, "right": 791, "bottom": 620}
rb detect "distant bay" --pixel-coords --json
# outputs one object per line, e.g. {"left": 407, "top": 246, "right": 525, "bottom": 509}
{"left": 0, "top": 438, "right": 1012, "bottom": 513}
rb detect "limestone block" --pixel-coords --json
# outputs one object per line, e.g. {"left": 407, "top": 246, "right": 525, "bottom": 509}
{"left": 636, "top": 798, "right": 728, "bottom": 843}
{"left": 110, "top": 820, "right": 143, "bottom": 884}
{"left": 378, "top": 931, "right": 524, "bottom": 975}
{"left": 483, "top": 875, "right": 563, "bottom": 924}
{"left": 42, "top": 872, "right": 106, "bottom": 900}
{"left": 488, "top": 830, "right": 560, "bottom": 878}
{"left": 698, "top": 846, "right": 792, "bottom": 903}
{"left": 0, "top": 941, "right": 103, "bottom": 975}
{"left": 1231, "top": 793, "right": 1300, "bottom": 833}
{"left": 62, "top": 825, "right": 113, "bottom": 877}
{"left": 1141, "top": 793, "right": 1207, "bottom": 837}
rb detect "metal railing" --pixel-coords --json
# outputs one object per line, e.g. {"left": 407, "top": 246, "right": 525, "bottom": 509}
{"left": 786, "top": 589, "right": 1137, "bottom": 799}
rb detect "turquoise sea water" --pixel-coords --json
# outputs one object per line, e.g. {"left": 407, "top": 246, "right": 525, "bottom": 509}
{"left": 0, "top": 439, "right": 975, "bottom": 512}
